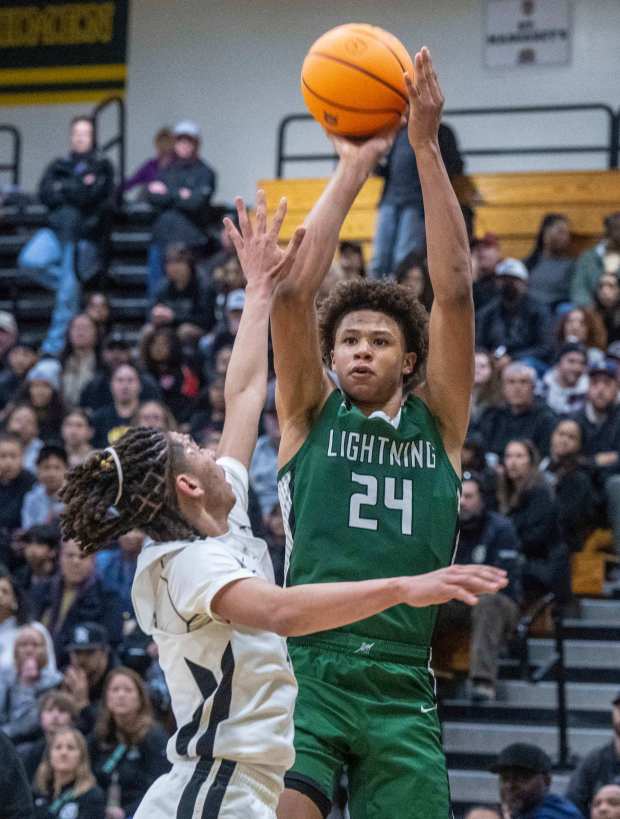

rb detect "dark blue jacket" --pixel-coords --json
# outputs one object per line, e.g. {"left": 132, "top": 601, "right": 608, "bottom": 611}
{"left": 457, "top": 509, "right": 522, "bottom": 603}
{"left": 518, "top": 792, "right": 584, "bottom": 818}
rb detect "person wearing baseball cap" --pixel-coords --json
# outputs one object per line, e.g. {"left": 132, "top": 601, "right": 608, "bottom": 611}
{"left": 0, "top": 310, "right": 18, "bottom": 360}
{"left": 566, "top": 692, "right": 620, "bottom": 817}
{"left": 476, "top": 257, "right": 554, "bottom": 375}
{"left": 491, "top": 742, "right": 584, "bottom": 818}
{"left": 471, "top": 232, "right": 503, "bottom": 311}
{"left": 540, "top": 342, "right": 589, "bottom": 415}
{"left": 146, "top": 116, "right": 217, "bottom": 299}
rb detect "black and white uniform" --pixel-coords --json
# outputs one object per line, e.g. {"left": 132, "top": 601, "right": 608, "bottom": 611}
{"left": 132, "top": 457, "right": 297, "bottom": 819}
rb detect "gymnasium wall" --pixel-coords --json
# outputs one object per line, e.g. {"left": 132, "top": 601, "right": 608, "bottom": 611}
{"left": 3, "top": 0, "right": 620, "bottom": 201}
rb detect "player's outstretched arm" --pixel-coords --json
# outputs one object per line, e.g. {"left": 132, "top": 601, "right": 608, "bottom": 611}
{"left": 408, "top": 48, "right": 475, "bottom": 465}
{"left": 271, "top": 129, "right": 400, "bottom": 459}
{"left": 217, "top": 192, "right": 305, "bottom": 469}
{"left": 211, "top": 564, "right": 507, "bottom": 637}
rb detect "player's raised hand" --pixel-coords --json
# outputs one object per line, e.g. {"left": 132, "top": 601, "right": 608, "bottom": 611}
{"left": 223, "top": 189, "right": 305, "bottom": 293}
{"left": 404, "top": 45, "right": 444, "bottom": 152}
{"left": 401, "top": 564, "right": 508, "bottom": 608}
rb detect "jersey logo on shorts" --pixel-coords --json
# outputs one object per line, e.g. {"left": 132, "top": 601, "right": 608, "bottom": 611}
{"left": 354, "top": 642, "right": 375, "bottom": 655}
{"left": 420, "top": 703, "right": 438, "bottom": 713}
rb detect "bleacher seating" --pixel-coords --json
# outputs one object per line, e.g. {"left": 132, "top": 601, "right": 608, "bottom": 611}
{"left": 260, "top": 169, "right": 620, "bottom": 260}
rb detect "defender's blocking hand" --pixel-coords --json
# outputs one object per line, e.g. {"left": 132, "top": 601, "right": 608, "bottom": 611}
{"left": 404, "top": 46, "right": 444, "bottom": 152}
{"left": 223, "top": 190, "right": 305, "bottom": 294}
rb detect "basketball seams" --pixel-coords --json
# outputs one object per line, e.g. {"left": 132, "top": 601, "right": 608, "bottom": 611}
{"left": 301, "top": 76, "right": 402, "bottom": 116}
{"left": 344, "top": 24, "right": 409, "bottom": 73}
{"left": 308, "top": 50, "right": 408, "bottom": 105}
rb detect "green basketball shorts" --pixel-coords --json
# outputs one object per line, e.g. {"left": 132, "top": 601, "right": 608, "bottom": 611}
{"left": 285, "top": 631, "right": 452, "bottom": 819}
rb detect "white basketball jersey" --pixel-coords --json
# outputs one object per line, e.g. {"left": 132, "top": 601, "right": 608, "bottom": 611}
{"left": 131, "top": 457, "right": 297, "bottom": 774}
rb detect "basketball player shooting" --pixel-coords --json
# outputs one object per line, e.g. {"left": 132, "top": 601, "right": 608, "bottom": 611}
{"left": 273, "top": 48, "right": 474, "bottom": 818}
{"left": 60, "top": 186, "right": 501, "bottom": 818}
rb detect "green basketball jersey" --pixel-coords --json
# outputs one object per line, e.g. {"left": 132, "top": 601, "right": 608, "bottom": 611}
{"left": 278, "top": 389, "right": 461, "bottom": 646}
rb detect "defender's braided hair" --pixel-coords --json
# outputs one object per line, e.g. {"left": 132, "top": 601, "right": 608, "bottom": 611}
{"left": 60, "top": 427, "right": 196, "bottom": 555}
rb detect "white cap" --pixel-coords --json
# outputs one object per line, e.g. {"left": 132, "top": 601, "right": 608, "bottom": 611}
{"left": 495, "top": 258, "right": 529, "bottom": 282}
{"left": 226, "top": 289, "right": 245, "bottom": 312}
{"left": 173, "top": 120, "right": 201, "bottom": 140}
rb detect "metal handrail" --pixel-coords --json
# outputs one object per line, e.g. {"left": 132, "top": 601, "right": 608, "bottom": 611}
{"left": 0, "top": 125, "right": 21, "bottom": 187}
{"left": 276, "top": 103, "right": 620, "bottom": 177}
{"left": 516, "top": 594, "right": 572, "bottom": 768}
{"left": 92, "top": 95, "right": 126, "bottom": 187}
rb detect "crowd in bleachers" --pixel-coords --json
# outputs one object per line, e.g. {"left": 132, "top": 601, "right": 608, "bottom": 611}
{"left": 0, "top": 111, "right": 619, "bottom": 818}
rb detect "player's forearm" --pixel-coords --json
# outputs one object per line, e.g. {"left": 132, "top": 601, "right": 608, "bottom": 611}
{"left": 280, "top": 159, "right": 368, "bottom": 299}
{"left": 416, "top": 141, "right": 472, "bottom": 304}
{"left": 223, "top": 284, "right": 271, "bottom": 404}
{"left": 272, "top": 576, "right": 404, "bottom": 636}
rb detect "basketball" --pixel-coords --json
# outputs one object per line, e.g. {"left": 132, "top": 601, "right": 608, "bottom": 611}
{"left": 301, "top": 23, "right": 414, "bottom": 138}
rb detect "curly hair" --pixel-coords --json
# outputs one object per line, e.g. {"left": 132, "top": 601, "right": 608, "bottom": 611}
{"left": 60, "top": 426, "right": 196, "bottom": 555}
{"left": 318, "top": 278, "right": 429, "bottom": 387}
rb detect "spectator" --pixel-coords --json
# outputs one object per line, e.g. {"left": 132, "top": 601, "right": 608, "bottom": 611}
{"left": 17, "top": 359, "right": 66, "bottom": 442}
{"left": 202, "top": 250, "right": 246, "bottom": 336}
{"left": 524, "top": 214, "right": 574, "bottom": 311}
{"left": 61, "top": 313, "right": 100, "bottom": 407}
{"left": 435, "top": 474, "right": 521, "bottom": 703}
{"left": 32, "top": 727, "right": 105, "bottom": 818}
{"left": 0, "top": 339, "right": 38, "bottom": 411}
{"left": 572, "top": 212, "right": 620, "bottom": 307}
{"left": 472, "top": 233, "right": 502, "bottom": 312}
{"left": 540, "top": 419, "right": 600, "bottom": 552}
{"left": 0, "top": 729, "right": 35, "bottom": 818}
{"left": 0, "top": 432, "right": 36, "bottom": 557}
{"left": 338, "top": 240, "right": 366, "bottom": 279}
{"left": 139, "top": 327, "right": 200, "bottom": 422}
{"left": 476, "top": 258, "right": 554, "bottom": 373}
{"left": 476, "top": 363, "right": 557, "bottom": 459}
{"left": 594, "top": 274, "right": 620, "bottom": 346}
{"left": 91, "top": 363, "right": 142, "bottom": 448}
{"left": 135, "top": 400, "right": 177, "bottom": 432}
{"left": 148, "top": 243, "right": 210, "bottom": 342}
{"left": 498, "top": 439, "right": 567, "bottom": 603}
{"left": 14, "top": 524, "right": 59, "bottom": 596}
{"left": 541, "top": 342, "right": 589, "bottom": 415}
{"left": 0, "top": 625, "right": 62, "bottom": 746}
{"left": 84, "top": 291, "right": 111, "bottom": 342}
{"left": 0, "top": 568, "right": 56, "bottom": 671}
{"left": 462, "top": 433, "right": 498, "bottom": 509}
{"left": 89, "top": 667, "right": 169, "bottom": 817}
{"left": 465, "top": 810, "right": 502, "bottom": 819}
{"left": 394, "top": 251, "right": 434, "bottom": 311}
{"left": 471, "top": 349, "right": 503, "bottom": 427}
{"left": 566, "top": 693, "right": 620, "bottom": 814}
{"left": 491, "top": 743, "right": 584, "bottom": 818}
{"left": 5, "top": 403, "right": 44, "bottom": 473}
{"left": 572, "top": 361, "right": 620, "bottom": 556}
{"left": 119, "top": 126, "right": 174, "bottom": 197}
{"left": 199, "top": 286, "right": 245, "bottom": 365}
{"left": 0, "top": 309, "right": 18, "bottom": 363}
{"left": 20, "top": 690, "right": 78, "bottom": 782}
{"left": 189, "top": 373, "right": 225, "bottom": 441}
{"left": 79, "top": 334, "right": 160, "bottom": 412}
{"left": 18, "top": 115, "right": 114, "bottom": 356}
{"left": 61, "top": 409, "right": 94, "bottom": 468}
{"left": 556, "top": 307, "right": 607, "bottom": 367}
{"left": 31, "top": 540, "right": 123, "bottom": 668}
{"left": 61, "top": 622, "right": 115, "bottom": 736}
{"left": 250, "top": 386, "right": 280, "bottom": 519}
{"left": 146, "top": 119, "right": 217, "bottom": 297}
{"left": 371, "top": 122, "right": 464, "bottom": 277}
{"left": 590, "top": 784, "right": 620, "bottom": 819}
{"left": 96, "top": 529, "right": 144, "bottom": 620}
{"left": 21, "top": 444, "right": 67, "bottom": 530}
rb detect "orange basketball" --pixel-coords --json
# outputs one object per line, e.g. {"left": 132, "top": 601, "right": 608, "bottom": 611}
{"left": 301, "top": 23, "right": 414, "bottom": 138}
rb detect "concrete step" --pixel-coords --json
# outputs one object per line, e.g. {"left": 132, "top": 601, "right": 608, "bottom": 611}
{"left": 449, "top": 769, "right": 571, "bottom": 808}
{"left": 498, "top": 680, "right": 618, "bottom": 710}
{"left": 443, "top": 721, "right": 608, "bottom": 756}
{"left": 528, "top": 639, "right": 620, "bottom": 668}
{"left": 579, "top": 599, "right": 620, "bottom": 624}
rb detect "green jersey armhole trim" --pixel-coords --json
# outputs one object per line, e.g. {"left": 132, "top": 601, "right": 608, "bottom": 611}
{"left": 277, "top": 389, "right": 343, "bottom": 481}
{"left": 410, "top": 393, "right": 462, "bottom": 489}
